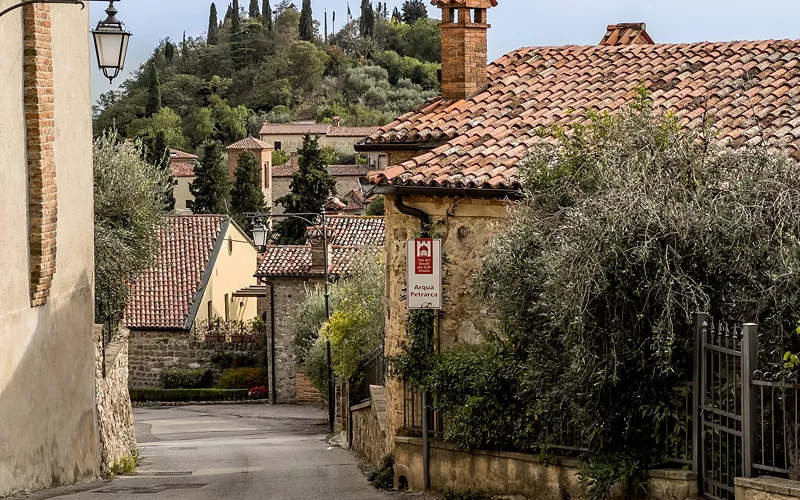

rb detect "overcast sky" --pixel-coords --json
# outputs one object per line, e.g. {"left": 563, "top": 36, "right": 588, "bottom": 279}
{"left": 91, "top": 0, "right": 800, "bottom": 102}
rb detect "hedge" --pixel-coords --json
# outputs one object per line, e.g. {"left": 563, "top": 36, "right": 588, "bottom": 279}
{"left": 129, "top": 388, "right": 251, "bottom": 402}
{"left": 159, "top": 368, "right": 213, "bottom": 389}
{"left": 216, "top": 367, "right": 269, "bottom": 389}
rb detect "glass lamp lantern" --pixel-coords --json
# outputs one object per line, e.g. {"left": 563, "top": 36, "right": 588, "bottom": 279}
{"left": 252, "top": 218, "right": 268, "bottom": 251}
{"left": 91, "top": 1, "right": 131, "bottom": 83}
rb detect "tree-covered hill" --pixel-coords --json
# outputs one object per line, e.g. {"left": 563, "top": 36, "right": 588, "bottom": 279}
{"left": 93, "top": 0, "right": 441, "bottom": 153}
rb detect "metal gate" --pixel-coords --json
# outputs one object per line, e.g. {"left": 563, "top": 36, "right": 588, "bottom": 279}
{"left": 695, "top": 313, "right": 758, "bottom": 500}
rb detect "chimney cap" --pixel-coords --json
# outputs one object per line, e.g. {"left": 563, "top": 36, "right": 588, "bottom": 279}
{"left": 432, "top": 0, "right": 498, "bottom": 7}
{"left": 600, "top": 22, "right": 654, "bottom": 46}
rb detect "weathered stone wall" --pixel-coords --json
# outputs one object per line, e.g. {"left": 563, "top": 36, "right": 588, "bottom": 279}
{"left": 393, "top": 437, "right": 697, "bottom": 500}
{"left": 351, "top": 386, "right": 388, "bottom": 467}
{"left": 128, "top": 330, "right": 263, "bottom": 388}
{"left": 736, "top": 477, "right": 800, "bottom": 500}
{"left": 260, "top": 278, "right": 323, "bottom": 403}
{"left": 383, "top": 194, "right": 513, "bottom": 445}
{"left": 95, "top": 326, "right": 136, "bottom": 472}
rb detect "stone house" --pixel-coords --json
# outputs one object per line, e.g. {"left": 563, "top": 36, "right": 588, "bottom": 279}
{"left": 271, "top": 158, "right": 373, "bottom": 214}
{"left": 255, "top": 216, "right": 386, "bottom": 403}
{"left": 259, "top": 120, "right": 379, "bottom": 159}
{"left": 354, "top": 0, "right": 800, "bottom": 481}
{"left": 170, "top": 148, "right": 199, "bottom": 214}
{"left": 0, "top": 2, "right": 103, "bottom": 494}
{"left": 124, "top": 215, "right": 261, "bottom": 387}
{"left": 226, "top": 137, "right": 274, "bottom": 208}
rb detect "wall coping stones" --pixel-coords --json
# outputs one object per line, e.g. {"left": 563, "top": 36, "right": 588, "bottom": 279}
{"left": 647, "top": 469, "right": 697, "bottom": 480}
{"left": 736, "top": 476, "right": 800, "bottom": 496}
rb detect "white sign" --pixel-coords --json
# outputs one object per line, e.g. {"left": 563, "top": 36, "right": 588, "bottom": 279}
{"left": 406, "top": 238, "right": 442, "bottom": 309}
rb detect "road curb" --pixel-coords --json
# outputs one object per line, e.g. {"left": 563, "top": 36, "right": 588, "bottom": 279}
{"left": 6, "top": 479, "right": 111, "bottom": 499}
{"left": 132, "top": 399, "right": 270, "bottom": 408}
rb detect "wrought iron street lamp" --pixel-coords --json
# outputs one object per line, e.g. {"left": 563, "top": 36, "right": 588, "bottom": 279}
{"left": 0, "top": 0, "right": 131, "bottom": 84}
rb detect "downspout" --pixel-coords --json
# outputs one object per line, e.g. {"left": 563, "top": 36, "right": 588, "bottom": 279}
{"left": 393, "top": 191, "right": 432, "bottom": 490}
{"left": 269, "top": 281, "right": 277, "bottom": 405}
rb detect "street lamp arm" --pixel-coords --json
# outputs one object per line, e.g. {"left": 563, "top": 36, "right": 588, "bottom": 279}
{"left": 0, "top": 0, "right": 107, "bottom": 18}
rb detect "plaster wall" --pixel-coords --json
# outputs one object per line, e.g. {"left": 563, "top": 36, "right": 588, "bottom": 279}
{"left": 0, "top": 2, "right": 100, "bottom": 494}
{"left": 271, "top": 174, "right": 364, "bottom": 215}
{"left": 226, "top": 148, "right": 273, "bottom": 208}
{"left": 382, "top": 194, "right": 513, "bottom": 445}
{"left": 260, "top": 134, "right": 366, "bottom": 154}
{"left": 195, "top": 223, "right": 259, "bottom": 324}
{"left": 174, "top": 176, "right": 194, "bottom": 212}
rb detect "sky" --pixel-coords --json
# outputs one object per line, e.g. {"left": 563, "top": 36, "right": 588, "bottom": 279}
{"left": 91, "top": 0, "right": 800, "bottom": 102}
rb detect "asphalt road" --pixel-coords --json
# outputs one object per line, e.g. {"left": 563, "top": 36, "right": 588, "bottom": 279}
{"left": 56, "top": 405, "right": 397, "bottom": 500}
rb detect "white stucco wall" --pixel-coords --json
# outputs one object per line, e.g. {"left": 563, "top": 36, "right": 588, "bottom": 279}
{"left": 0, "top": 2, "right": 101, "bottom": 495}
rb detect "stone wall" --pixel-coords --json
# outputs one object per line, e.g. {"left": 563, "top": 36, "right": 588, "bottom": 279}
{"left": 95, "top": 325, "right": 136, "bottom": 472}
{"left": 737, "top": 477, "right": 800, "bottom": 500}
{"left": 260, "top": 277, "right": 323, "bottom": 403}
{"left": 296, "top": 372, "right": 321, "bottom": 404}
{"left": 393, "top": 437, "right": 697, "bottom": 500}
{"left": 383, "top": 194, "right": 512, "bottom": 445}
{"left": 128, "top": 330, "right": 263, "bottom": 388}
{"left": 350, "top": 386, "right": 388, "bottom": 467}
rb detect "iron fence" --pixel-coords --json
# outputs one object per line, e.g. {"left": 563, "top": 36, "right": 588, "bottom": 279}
{"left": 402, "top": 383, "right": 444, "bottom": 439}
{"left": 356, "top": 348, "right": 386, "bottom": 402}
{"left": 753, "top": 370, "right": 800, "bottom": 479}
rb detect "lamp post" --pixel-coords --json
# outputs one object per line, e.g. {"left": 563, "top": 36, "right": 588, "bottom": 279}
{"left": 1, "top": 0, "right": 130, "bottom": 84}
{"left": 250, "top": 210, "right": 336, "bottom": 434}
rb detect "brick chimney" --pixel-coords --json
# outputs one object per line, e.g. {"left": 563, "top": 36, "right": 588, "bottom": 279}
{"left": 434, "top": 0, "right": 498, "bottom": 100}
{"left": 290, "top": 152, "right": 299, "bottom": 169}
{"left": 310, "top": 241, "right": 331, "bottom": 275}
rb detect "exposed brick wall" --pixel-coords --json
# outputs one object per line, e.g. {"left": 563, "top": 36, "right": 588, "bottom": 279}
{"left": 128, "top": 330, "right": 264, "bottom": 388}
{"left": 23, "top": 4, "right": 57, "bottom": 307}
{"left": 295, "top": 372, "right": 321, "bottom": 404}
{"left": 439, "top": 6, "right": 490, "bottom": 100}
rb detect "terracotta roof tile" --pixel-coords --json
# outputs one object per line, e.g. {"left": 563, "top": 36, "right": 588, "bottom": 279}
{"left": 365, "top": 39, "right": 800, "bottom": 190}
{"left": 272, "top": 164, "right": 374, "bottom": 177}
{"left": 170, "top": 160, "right": 196, "bottom": 177}
{"left": 255, "top": 245, "right": 378, "bottom": 277}
{"left": 259, "top": 123, "right": 332, "bottom": 136}
{"left": 316, "top": 215, "right": 385, "bottom": 246}
{"left": 170, "top": 149, "right": 198, "bottom": 160}
{"left": 227, "top": 137, "right": 272, "bottom": 150}
{"left": 124, "top": 216, "right": 227, "bottom": 330}
{"left": 327, "top": 126, "right": 381, "bottom": 137}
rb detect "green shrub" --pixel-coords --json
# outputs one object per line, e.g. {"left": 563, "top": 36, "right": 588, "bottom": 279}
{"left": 130, "top": 388, "right": 250, "bottom": 402}
{"left": 368, "top": 454, "right": 394, "bottom": 490}
{"left": 216, "top": 367, "right": 269, "bottom": 389}
{"left": 160, "top": 368, "right": 212, "bottom": 389}
{"left": 210, "top": 352, "right": 259, "bottom": 369}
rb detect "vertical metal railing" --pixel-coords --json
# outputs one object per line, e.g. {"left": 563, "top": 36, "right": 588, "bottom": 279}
{"left": 357, "top": 348, "right": 385, "bottom": 402}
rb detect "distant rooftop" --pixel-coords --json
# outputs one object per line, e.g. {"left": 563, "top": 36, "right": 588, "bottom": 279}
{"left": 259, "top": 122, "right": 380, "bottom": 138}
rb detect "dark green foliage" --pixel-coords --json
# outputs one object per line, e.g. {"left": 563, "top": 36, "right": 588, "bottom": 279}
{"left": 368, "top": 454, "right": 394, "bottom": 490}
{"left": 359, "top": 0, "right": 374, "bottom": 37}
{"left": 401, "top": 0, "right": 427, "bottom": 24}
{"left": 391, "top": 6, "right": 400, "bottom": 22}
{"left": 139, "top": 130, "right": 176, "bottom": 210}
{"left": 262, "top": 0, "right": 273, "bottom": 29}
{"left": 230, "top": 150, "right": 266, "bottom": 225}
{"left": 144, "top": 63, "right": 162, "bottom": 118}
{"left": 216, "top": 367, "right": 270, "bottom": 389}
{"left": 210, "top": 352, "right": 260, "bottom": 369}
{"left": 160, "top": 368, "right": 213, "bottom": 389}
{"left": 190, "top": 140, "right": 229, "bottom": 214}
{"left": 208, "top": 3, "right": 219, "bottom": 44}
{"left": 232, "top": 0, "right": 242, "bottom": 31}
{"left": 164, "top": 41, "right": 176, "bottom": 63}
{"left": 130, "top": 388, "right": 250, "bottom": 402}
{"left": 274, "top": 134, "right": 336, "bottom": 243}
{"left": 366, "top": 197, "right": 384, "bottom": 215}
{"left": 249, "top": 0, "right": 260, "bottom": 18}
{"left": 299, "top": 0, "right": 313, "bottom": 41}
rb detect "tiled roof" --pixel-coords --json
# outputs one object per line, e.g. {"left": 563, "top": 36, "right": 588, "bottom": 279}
{"left": 170, "top": 160, "right": 196, "bottom": 177}
{"left": 170, "top": 149, "right": 198, "bottom": 160}
{"left": 124, "top": 216, "right": 227, "bottom": 330}
{"left": 366, "top": 39, "right": 800, "bottom": 190}
{"left": 317, "top": 215, "right": 385, "bottom": 246}
{"left": 273, "top": 164, "right": 373, "bottom": 177}
{"left": 256, "top": 245, "right": 378, "bottom": 277}
{"left": 432, "top": 0, "right": 498, "bottom": 6}
{"left": 326, "top": 191, "right": 369, "bottom": 213}
{"left": 600, "top": 23, "right": 654, "bottom": 46}
{"left": 327, "top": 126, "right": 381, "bottom": 137}
{"left": 259, "top": 123, "right": 380, "bottom": 137}
{"left": 227, "top": 137, "right": 272, "bottom": 150}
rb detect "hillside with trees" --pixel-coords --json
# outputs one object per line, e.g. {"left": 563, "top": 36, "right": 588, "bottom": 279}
{"left": 93, "top": 0, "right": 441, "bottom": 154}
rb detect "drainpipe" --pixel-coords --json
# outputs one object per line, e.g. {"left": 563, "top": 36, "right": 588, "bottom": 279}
{"left": 393, "top": 192, "right": 432, "bottom": 490}
{"left": 269, "top": 281, "right": 277, "bottom": 405}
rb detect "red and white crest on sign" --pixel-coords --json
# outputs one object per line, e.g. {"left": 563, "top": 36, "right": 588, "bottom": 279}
{"left": 415, "top": 239, "right": 433, "bottom": 275}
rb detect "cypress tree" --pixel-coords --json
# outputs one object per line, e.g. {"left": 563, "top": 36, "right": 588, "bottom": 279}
{"left": 208, "top": 3, "right": 219, "bottom": 44}
{"left": 141, "top": 131, "right": 175, "bottom": 211}
{"left": 230, "top": 150, "right": 265, "bottom": 226}
{"left": 262, "top": 0, "right": 273, "bottom": 30}
{"left": 359, "top": 0, "right": 374, "bottom": 37}
{"left": 299, "top": 0, "right": 313, "bottom": 41}
{"left": 275, "top": 134, "right": 336, "bottom": 244}
{"left": 144, "top": 63, "right": 162, "bottom": 118}
{"left": 181, "top": 31, "right": 188, "bottom": 60}
{"left": 249, "top": 0, "right": 260, "bottom": 18}
{"left": 224, "top": 3, "right": 233, "bottom": 21}
{"left": 189, "top": 140, "right": 230, "bottom": 214}
{"left": 164, "top": 41, "right": 175, "bottom": 63}
{"left": 231, "top": 0, "right": 241, "bottom": 31}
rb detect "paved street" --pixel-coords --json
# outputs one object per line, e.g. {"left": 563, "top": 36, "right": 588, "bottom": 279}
{"left": 57, "top": 405, "right": 395, "bottom": 500}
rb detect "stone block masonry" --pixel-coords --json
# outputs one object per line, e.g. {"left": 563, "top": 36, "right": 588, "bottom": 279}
{"left": 128, "top": 330, "right": 264, "bottom": 388}
{"left": 23, "top": 3, "right": 58, "bottom": 307}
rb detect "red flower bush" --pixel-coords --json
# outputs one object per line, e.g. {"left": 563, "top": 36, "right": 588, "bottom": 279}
{"left": 248, "top": 386, "right": 268, "bottom": 399}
